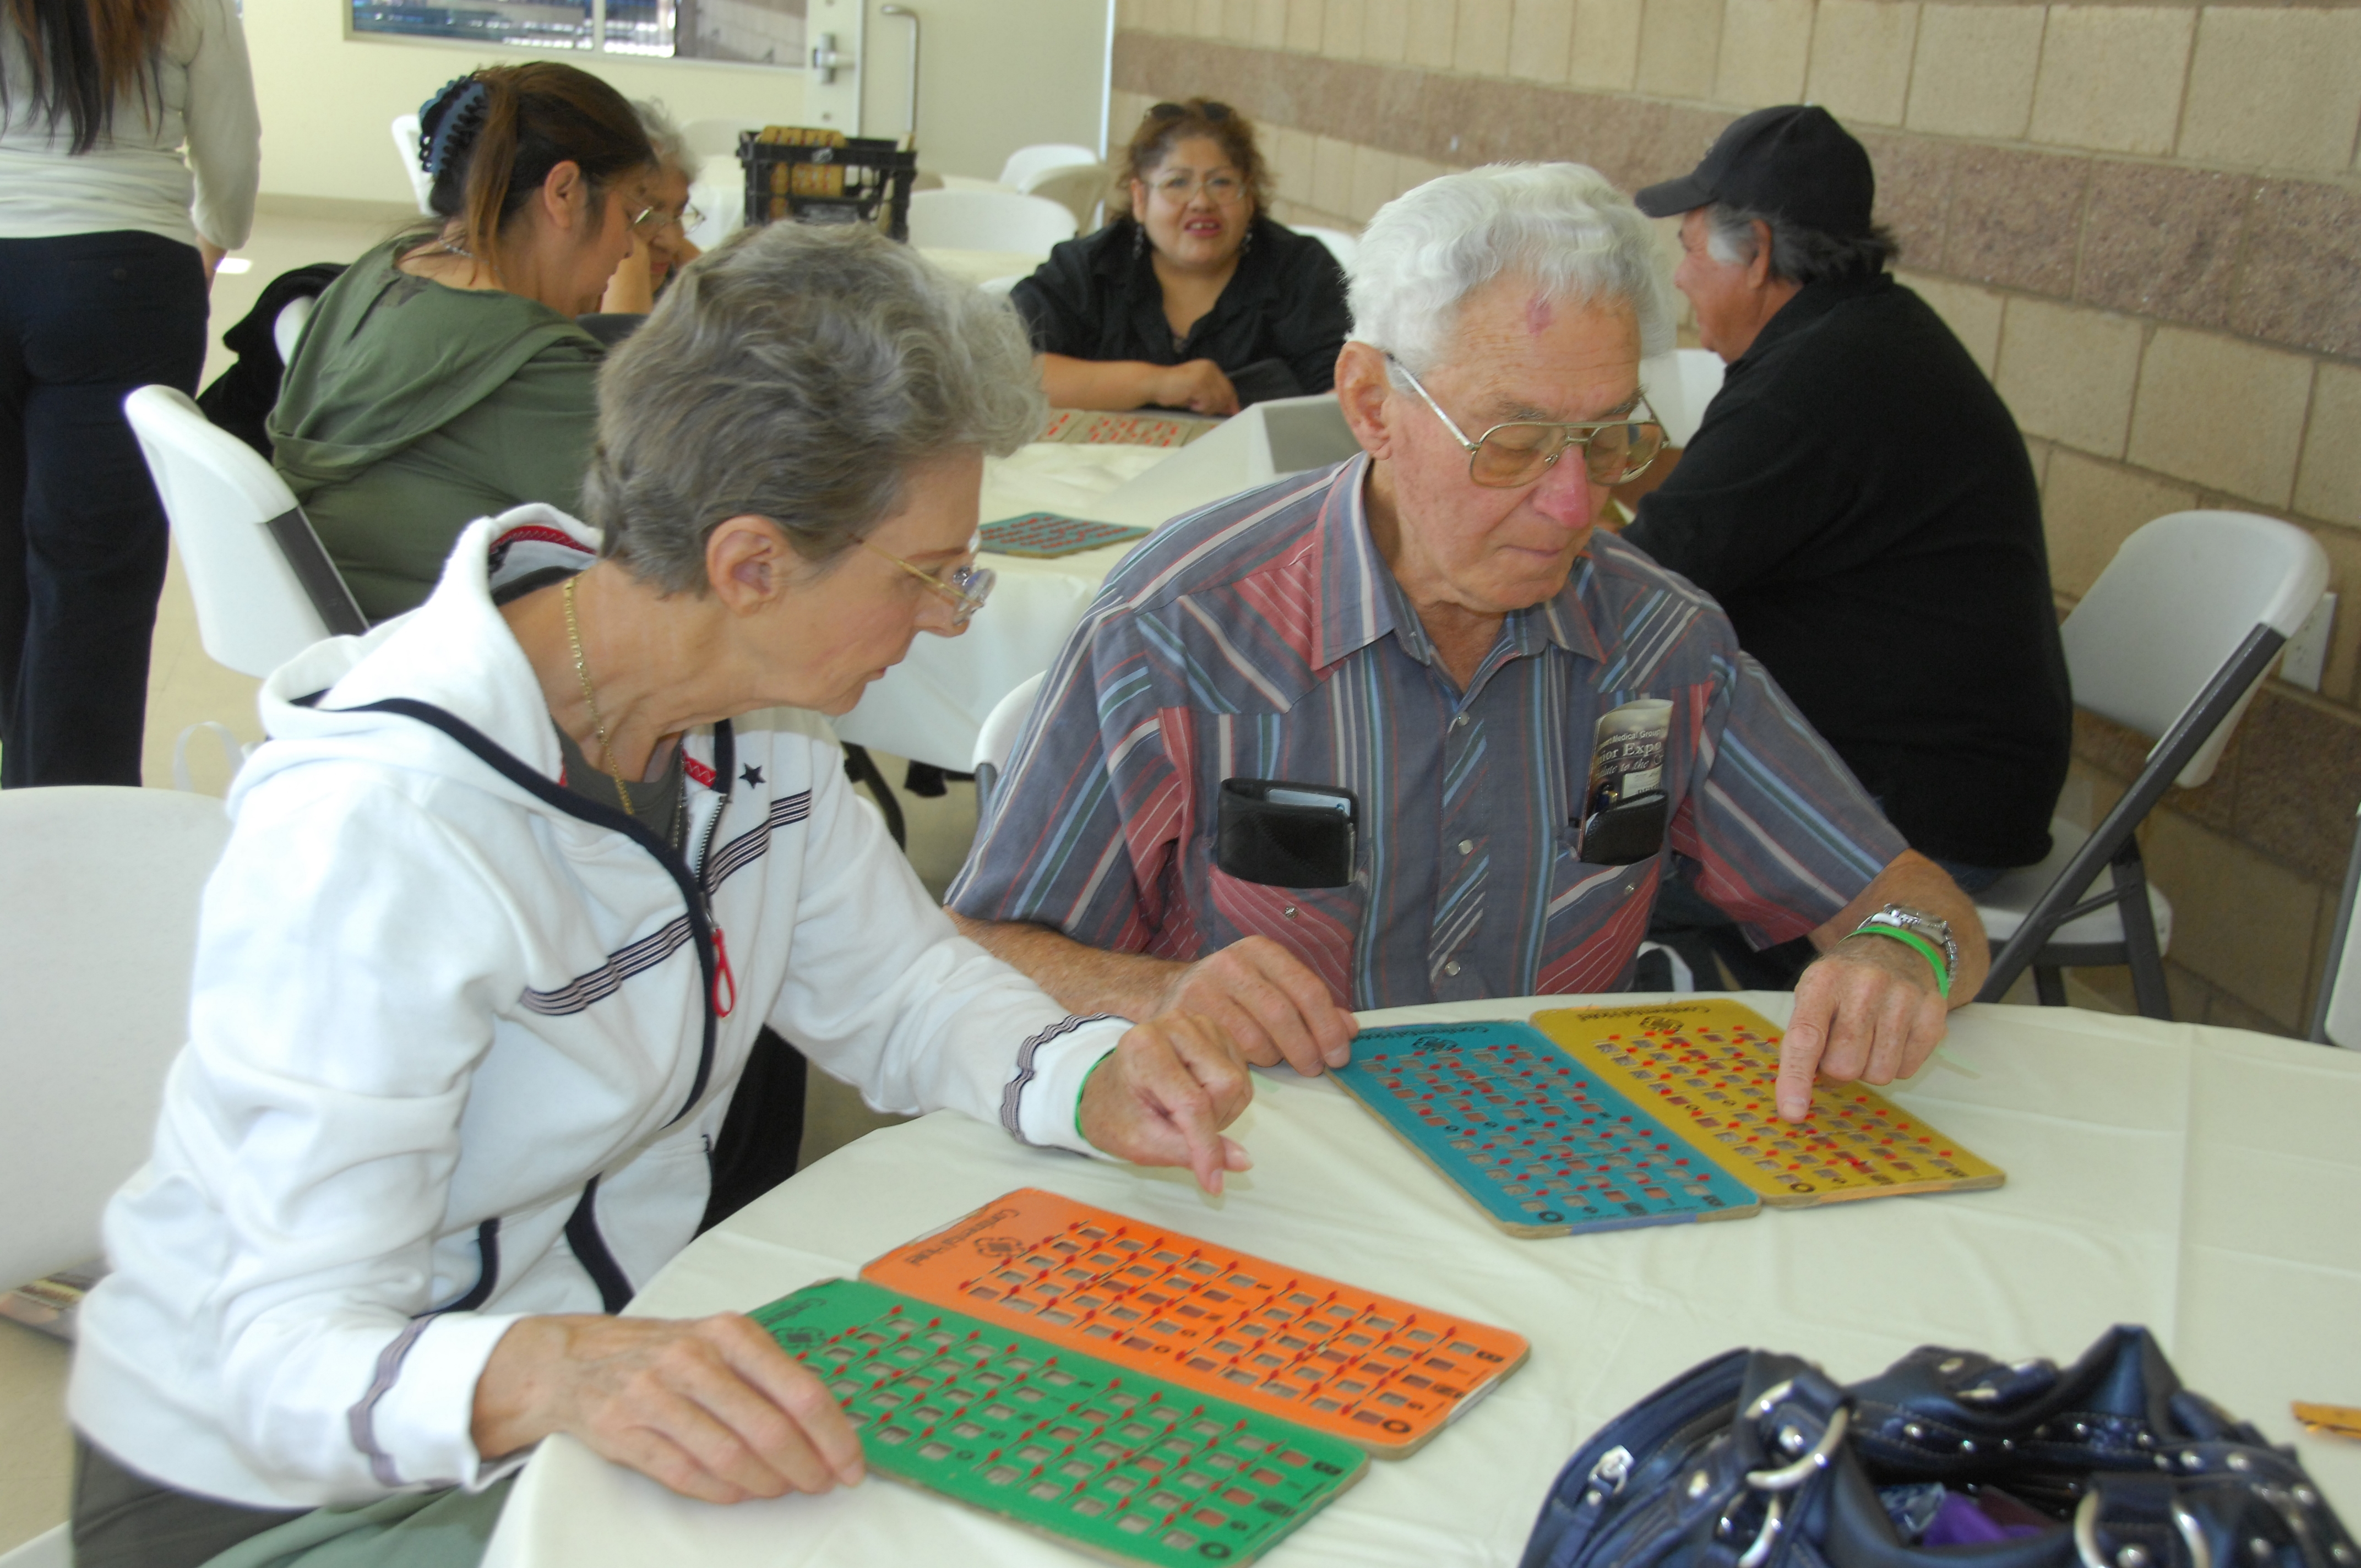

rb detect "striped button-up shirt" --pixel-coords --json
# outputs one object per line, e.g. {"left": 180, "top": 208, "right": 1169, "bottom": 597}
{"left": 947, "top": 455, "right": 1905, "bottom": 1009}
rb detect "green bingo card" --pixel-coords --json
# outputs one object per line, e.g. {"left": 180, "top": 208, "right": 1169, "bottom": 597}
{"left": 753, "top": 1278, "right": 1369, "bottom": 1566}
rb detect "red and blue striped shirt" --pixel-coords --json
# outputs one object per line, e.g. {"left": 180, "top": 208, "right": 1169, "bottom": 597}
{"left": 947, "top": 455, "right": 1905, "bottom": 1008}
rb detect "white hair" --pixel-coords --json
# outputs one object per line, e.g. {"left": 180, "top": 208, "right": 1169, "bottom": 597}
{"left": 631, "top": 96, "right": 700, "bottom": 183}
{"left": 1348, "top": 162, "right": 1674, "bottom": 374}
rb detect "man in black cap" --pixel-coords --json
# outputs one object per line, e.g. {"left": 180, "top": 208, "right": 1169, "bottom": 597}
{"left": 1622, "top": 104, "right": 2071, "bottom": 986}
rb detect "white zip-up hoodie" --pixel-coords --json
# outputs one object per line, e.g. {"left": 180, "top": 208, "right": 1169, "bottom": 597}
{"left": 68, "top": 509, "right": 1124, "bottom": 1509}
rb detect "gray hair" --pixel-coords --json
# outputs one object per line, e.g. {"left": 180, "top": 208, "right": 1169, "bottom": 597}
{"left": 630, "top": 96, "right": 700, "bottom": 182}
{"left": 587, "top": 222, "right": 1045, "bottom": 593}
{"left": 1348, "top": 163, "right": 1675, "bottom": 375}
{"left": 1702, "top": 202, "right": 1898, "bottom": 284}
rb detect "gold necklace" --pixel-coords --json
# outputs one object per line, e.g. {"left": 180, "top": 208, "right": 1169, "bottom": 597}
{"left": 562, "top": 575, "right": 634, "bottom": 816}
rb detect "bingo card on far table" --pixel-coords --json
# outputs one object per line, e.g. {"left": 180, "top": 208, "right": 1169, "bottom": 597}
{"left": 980, "top": 513, "right": 1152, "bottom": 559}
{"left": 1037, "top": 409, "right": 1218, "bottom": 447}
{"left": 754, "top": 1277, "right": 1366, "bottom": 1567}
{"left": 1330, "top": 1020, "right": 1761, "bottom": 1239}
{"left": 1530, "top": 999, "right": 2005, "bottom": 1206}
{"left": 862, "top": 1188, "right": 1528, "bottom": 1457}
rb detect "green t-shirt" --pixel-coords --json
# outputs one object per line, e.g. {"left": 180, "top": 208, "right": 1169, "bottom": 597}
{"left": 268, "top": 239, "right": 605, "bottom": 622}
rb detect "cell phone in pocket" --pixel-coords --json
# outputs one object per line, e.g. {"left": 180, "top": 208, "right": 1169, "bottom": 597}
{"left": 1217, "top": 777, "right": 1359, "bottom": 888}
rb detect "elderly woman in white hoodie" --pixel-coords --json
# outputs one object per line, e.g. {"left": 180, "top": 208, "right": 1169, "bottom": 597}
{"left": 66, "top": 222, "right": 1255, "bottom": 1568}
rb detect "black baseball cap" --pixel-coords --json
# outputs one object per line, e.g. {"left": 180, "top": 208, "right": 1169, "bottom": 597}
{"left": 1634, "top": 105, "right": 1875, "bottom": 237}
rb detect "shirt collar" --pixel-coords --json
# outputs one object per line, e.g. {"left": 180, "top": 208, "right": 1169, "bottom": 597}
{"left": 1308, "top": 455, "right": 1608, "bottom": 672}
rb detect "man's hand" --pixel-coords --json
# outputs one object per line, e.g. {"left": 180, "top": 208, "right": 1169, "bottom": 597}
{"left": 1778, "top": 934, "right": 1950, "bottom": 1121}
{"left": 1150, "top": 359, "right": 1241, "bottom": 416}
{"left": 472, "top": 1313, "right": 864, "bottom": 1504}
{"left": 1155, "top": 936, "right": 1357, "bottom": 1077}
{"left": 1079, "top": 1011, "right": 1255, "bottom": 1194}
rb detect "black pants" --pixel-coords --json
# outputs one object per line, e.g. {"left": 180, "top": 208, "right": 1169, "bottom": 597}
{"left": 0, "top": 230, "right": 208, "bottom": 787}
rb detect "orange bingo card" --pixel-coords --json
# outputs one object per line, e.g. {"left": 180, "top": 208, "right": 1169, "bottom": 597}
{"left": 861, "top": 1189, "right": 1530, "bottom": 1457}
{"left": 1530, "top": 1000, "right": 2005, "bottom": 1207}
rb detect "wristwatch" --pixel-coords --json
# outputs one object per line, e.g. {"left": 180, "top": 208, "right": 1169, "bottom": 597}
{"left": 1855, "top": 904, "right": 1959, "bottom": 977}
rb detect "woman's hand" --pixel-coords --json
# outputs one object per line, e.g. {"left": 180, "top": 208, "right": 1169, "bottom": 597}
{"left": 472, "top": 1312, "right": 864, "bottom": 1503}
{"left": 1078, "top": 1012, "right": 1254, "bottom": 1194}
{"left": 600, "top": 238, "right": 656, "bottom": 315}
{"left": 1150, "top": 358, "right": 1241, "bottom": 416}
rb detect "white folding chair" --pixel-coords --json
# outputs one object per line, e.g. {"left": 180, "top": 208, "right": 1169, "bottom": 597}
{"left": 0, "top": 786, "right": 229, "bottom": 1568}
{"left": 1016, "top": 160, "right": 1108, "bottom": 231}
{"left": 997, "top": 142, "right": 1100, "bottom": 190}
{"left": 272, "top": 295, "right": 313, "bottom": 367}
{"left": 971, "top": 671, "right": 1048, "bottom": 821}
{"left": 1977, "top": 511, "right": 2329, "bottom": 1016}
{"left": 123, "top": 385, "right": 367, "bottom": 679}
{"left": 391, "top": 112, "right": 434, "bottom": 215}
{"left": 2311, "top": 801, "right": 2361, "bottom": 1047}
{"left": 1291, "top": 224, "right": 1358, "bottom": 270}
{"left": 906, "top": 189, "right": 1078, "bottom": 254}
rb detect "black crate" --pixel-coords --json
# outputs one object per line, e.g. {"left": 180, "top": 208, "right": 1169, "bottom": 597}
{"left": 738, "top": 132, "right": 919, "bottom": 242}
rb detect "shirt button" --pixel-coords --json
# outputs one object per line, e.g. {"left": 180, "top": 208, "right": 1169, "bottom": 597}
{"left": 1444, "top": 960, "right": 1462, "bottom": 977}
{"left": 1459, "top": 840, "right": 1474, "bottom": 856}
{"left": 1282, "top": 906, "right": 1298, "bottom": 919}
{"left": 1450, "top": 714, "right": 1468, "bottom": 729}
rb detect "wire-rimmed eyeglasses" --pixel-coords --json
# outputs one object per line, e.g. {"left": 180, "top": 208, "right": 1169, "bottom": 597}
{"left": 862, "top": 537, "right": 995, "bottom": 628}
{"left": 1388, "top": 355, "right": 1666, "bottom": 489}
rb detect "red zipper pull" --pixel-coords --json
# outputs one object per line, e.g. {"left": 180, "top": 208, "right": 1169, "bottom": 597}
{"left": 710, "top": 923, "right": 736, "bottom": 1017}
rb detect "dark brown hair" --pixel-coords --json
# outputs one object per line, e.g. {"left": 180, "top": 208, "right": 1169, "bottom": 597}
{"left": 1120, "top": 98, "right": 1269, "bottom": 214}
{"left": 417, "top": 63, "right": 655, "bottom": 268}
{"left": 2, "top": 0, "right": 175, "bottom": 153}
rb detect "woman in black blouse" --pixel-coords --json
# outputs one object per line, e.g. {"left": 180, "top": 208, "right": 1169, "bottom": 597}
{"left": 1013, "top": 99, "right": 1350, "bottom": 416}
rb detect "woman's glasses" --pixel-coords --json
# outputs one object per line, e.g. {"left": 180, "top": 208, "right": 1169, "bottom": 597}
{"left": 861, "top": 539, "right": 995, "bottom": 628}
{"left": 1149, "top": 171, "right": 1245, "bottom": 204}
{"left": 1389, "top": 357, "right": 1665, "bottom": 488}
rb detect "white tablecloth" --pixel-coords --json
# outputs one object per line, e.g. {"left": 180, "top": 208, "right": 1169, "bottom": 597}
{"left": 828, "top": 442, "right": 1172, "bottom": 768}
{"left": 483, "top": 996, "right": 2361, "bottom": 1568}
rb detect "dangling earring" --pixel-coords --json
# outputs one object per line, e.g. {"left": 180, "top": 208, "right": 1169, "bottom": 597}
{"left": 1131, "top": 221, "right": 1145, "bottom": 263}
{"left": 1239, "top": 219, "right": 1255, "bottom": 258}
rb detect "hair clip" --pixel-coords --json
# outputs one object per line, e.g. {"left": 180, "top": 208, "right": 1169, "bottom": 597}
{"left": 418, "top": 76, "right": 491, "bottom": 178}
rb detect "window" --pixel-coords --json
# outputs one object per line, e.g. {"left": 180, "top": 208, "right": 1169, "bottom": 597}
{"left": 349, "top": 0, "right": 806, "bottom": 66}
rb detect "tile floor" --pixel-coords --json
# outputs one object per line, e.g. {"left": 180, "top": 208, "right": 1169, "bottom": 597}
{"left": 0, "top": 203, "right": 2111, "bottom": 1554}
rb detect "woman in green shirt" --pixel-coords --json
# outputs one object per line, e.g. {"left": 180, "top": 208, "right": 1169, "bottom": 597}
{"left": 269, "top": 63, "right": 657, "bottom": 620}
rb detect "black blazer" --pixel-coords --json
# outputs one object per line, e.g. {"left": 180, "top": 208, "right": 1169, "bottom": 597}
{"left": 1010, "top": 214, "right": 1351, "bottom": 407}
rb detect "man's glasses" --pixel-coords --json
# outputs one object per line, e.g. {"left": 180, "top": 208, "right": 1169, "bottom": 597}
{"left": 1149, "top": 171, "right": 1245, "bottom": 204}
{"left": 1389, "top": 356, "right": 1664, "bottom": 488}
{"left": 862, "top": 538, "right": 995, "bottom": 628}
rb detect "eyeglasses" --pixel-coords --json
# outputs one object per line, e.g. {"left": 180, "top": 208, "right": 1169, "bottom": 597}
{"left": 1149, "top": 171, "right": 1246, "bottom": 204}
{"left": 1389, "top": 356, "right": 1664, "bottom": 488}
{"left": 862, "top": 537, "right": 996, "bottom": 628}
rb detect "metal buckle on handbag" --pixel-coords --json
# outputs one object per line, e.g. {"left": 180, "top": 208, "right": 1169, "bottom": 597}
{"left": 1733, "top": 1380, "right": 1854, "bottom": 1568}
{"left": 2074, "top": 1487, "right": 2213, "bottom": 1568}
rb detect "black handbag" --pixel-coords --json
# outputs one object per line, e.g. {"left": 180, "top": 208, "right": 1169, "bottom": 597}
{"left": 1522, "top": 1326, "right": 2355, "bottom": 1568}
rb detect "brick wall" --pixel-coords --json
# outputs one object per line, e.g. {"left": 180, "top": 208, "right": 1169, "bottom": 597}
{"left": 1111, "top": 0, "right": 2361, "bottom": 1035}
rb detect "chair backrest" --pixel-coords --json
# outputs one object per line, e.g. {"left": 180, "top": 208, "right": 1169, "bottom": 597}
{"left": 970, "top": 670, "right": 1048, "bottom": 820}
{"left": 0, "top": 787, "right": 230, "bottom": 1289}
{"left": 1018, "top": 160, "right": 1108, "bottom": 230}
{"left": 998, "top": 142, "right": 1100, "bottom": 189}
{"left": 273, "top": 295, "right": 313, "bottom": 367}
{"left": 1291, "top": 225, "right": 1359, "bottom": 269}
{"left": 391, "top": 112, "right": 434, "bottom": 215}
{"left": 123, "top": 385, "right": 367, "bottom": 677}
{"left": 2314, "top": 800, "right": 2361, "bottom": 1048}
{"left": 906, "top": 189, "right": 1079, "bottom": 254}
{"left": 2063, "top": 510, "right": 2328, "bottom": 788}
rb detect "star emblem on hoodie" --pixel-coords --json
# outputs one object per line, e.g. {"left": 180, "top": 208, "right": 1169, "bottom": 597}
{"left": 741, "top": 764, "right": 764, "bottom": 788}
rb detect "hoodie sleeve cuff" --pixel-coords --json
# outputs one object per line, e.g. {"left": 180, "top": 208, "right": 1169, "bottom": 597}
{"left": 355, "top": 1311, "right": 530, "bottom": 1492}
{"left": 1007, "top": 1016, "right": 1128, "bottom": 1159}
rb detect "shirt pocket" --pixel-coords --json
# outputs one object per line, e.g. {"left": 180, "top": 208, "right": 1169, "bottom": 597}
{"left": 1536, "top": 827, "right": 1664, "bottom": 993}
{"left": 1202, "top": 859, "right": 1369, "bottom": 1006}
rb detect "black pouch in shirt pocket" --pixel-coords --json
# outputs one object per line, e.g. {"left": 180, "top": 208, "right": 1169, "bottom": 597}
{"left": 1216, "top": 777, "right": 1358, "bottom": 888}
{"left": 1579, "top": 791, "right": 1667, "bottom": 865}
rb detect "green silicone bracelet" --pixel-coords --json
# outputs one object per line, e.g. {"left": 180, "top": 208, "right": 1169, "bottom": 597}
{"left": 1852, "top": 925, "right": 1951, "bottom": 998}
{"left": 1074, "top": 1050, "right": 1116, "bottom": 1141}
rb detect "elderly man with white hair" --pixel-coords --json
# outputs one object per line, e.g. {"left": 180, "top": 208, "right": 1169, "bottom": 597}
{"left": 948, "top": 164, "right": 1986, "bottom": 1122}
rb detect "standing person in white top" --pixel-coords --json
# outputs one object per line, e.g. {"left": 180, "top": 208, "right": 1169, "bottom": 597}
{"left": 0, "top": 0, "right": 259, "bottom": 787}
